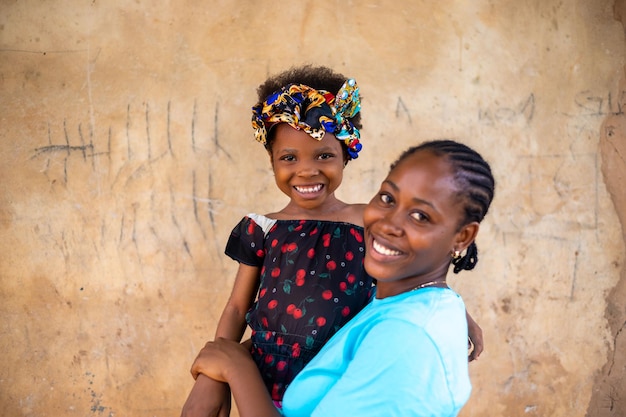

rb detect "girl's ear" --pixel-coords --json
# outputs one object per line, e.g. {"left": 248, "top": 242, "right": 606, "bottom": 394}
{"left": 268, "top": 150, "right": 274, "bottom": 169}
{"left": 454, "top": 222, "right": 480, "bottom": 253}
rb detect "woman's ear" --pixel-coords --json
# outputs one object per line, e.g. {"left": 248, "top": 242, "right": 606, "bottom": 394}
{"left": 454, "top": 222, "right": 480, "bottom": 253}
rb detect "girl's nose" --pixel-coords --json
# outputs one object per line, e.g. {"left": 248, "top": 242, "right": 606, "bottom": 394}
{"left": 297, "top": 161, "right": 320, "bottom": 177}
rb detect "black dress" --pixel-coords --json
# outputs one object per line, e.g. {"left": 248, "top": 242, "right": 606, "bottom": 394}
{"left": 225, "top": 213, "right": 374, "bottom": 401}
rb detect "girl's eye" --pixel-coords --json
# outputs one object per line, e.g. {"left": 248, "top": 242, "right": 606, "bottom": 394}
{"left": 280, "top": 155, "right": 296, "bottom": 162}
{"left": 318, "top": 153, "right": 334, "bottom": 160}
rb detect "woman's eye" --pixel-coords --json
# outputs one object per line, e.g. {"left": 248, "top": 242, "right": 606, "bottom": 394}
{"left": 410, "top": 212, "right": 428, "bottom": 222}
{"left": 379, "top": 193, "right": 392, "bottom": 204}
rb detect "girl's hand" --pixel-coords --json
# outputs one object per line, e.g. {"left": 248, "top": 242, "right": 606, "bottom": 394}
{"left": 191, "top": 338, "right": 253, "bottom": 382}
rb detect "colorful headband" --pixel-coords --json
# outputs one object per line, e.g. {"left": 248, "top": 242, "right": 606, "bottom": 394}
{"left": 251, "top": 78, "right": 362, "bottom": 159}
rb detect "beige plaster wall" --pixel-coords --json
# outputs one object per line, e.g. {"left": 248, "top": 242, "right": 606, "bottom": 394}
{"left": 1, "top": 1, "right": 625, "bottom": 416}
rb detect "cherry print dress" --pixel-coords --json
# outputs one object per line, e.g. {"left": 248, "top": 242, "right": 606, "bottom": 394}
{"left": 224, "top": 213, "right": 374, "bottom": 402}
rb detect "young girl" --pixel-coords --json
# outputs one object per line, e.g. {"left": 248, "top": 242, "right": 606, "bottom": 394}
{"left": 218, "top": 66, "right": 372, "bottom": 402}
{"left": 190, "top": 139, "right": 496, "bottom": 417}
{"left": 182, "top": 65, "right": 373, "bottom": 416}
{"left": 181, "top": 66, "right": 483, "bottom": 416}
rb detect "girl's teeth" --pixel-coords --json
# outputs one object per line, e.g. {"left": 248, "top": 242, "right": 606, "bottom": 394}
{"left": 296, "top": 184, "right": 322, "bottom": 193}
{"left": 373, "top": 239, "right": 401, "bottom": 256}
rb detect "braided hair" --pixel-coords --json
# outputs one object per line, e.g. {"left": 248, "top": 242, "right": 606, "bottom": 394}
{"left": 390, "top": 140, "right": 495, "bottom": 273}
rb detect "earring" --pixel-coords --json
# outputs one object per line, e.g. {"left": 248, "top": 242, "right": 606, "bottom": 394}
{"left": 452, "top": 250, "right": 462, "bottom": 260}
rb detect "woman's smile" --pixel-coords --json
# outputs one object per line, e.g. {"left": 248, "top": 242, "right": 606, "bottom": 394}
{"left": 371, "top": 237, "right": 403, "bottom": 257}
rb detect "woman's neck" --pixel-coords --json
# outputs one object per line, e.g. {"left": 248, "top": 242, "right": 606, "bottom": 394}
{"left": 375, "top": 268, "right": 450, "bottom": 299}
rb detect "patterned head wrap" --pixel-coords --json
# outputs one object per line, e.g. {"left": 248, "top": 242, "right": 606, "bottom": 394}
{"left": 251, "top": 78, "right": 362, "bottom": 159}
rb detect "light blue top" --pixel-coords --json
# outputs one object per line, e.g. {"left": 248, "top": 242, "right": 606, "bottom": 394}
{"left": 281, "top": 287, "right": 471, "bottom": 417}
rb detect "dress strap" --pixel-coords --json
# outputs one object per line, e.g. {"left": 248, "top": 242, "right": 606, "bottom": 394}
{"left": 246, "top": 213, "right": 278, "bottom": 236}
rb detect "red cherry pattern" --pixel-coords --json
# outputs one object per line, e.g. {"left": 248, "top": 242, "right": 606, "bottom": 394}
{"left": 225, "top": 216, "right": 374, "bottom": 402}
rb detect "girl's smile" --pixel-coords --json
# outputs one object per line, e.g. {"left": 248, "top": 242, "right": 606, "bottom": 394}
{"left": 293, "top": 183, "right": 324, "bottom": 198}
{"left": 269, "top": 124, "right": 346, "bottom": 215}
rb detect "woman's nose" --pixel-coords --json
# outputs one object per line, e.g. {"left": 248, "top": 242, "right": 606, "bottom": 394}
{"left": 378, "top": 210, "right": 403, "bottom": 236}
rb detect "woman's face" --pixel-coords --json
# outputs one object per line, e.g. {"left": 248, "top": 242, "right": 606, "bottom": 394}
{"left": 363, "top": 150, "right": 476, "bottom": 298}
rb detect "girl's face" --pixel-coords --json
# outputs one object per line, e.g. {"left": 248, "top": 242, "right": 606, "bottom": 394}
{"left": 269, "top": 124, "right": 346, "bottom": 213}
{"left": 363, "top": 150, "right": 478, "bottom": 298}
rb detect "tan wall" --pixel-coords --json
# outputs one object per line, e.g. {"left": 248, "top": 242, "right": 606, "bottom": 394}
{"left": 1, "top": 1, "right": 625, "bottom": 416}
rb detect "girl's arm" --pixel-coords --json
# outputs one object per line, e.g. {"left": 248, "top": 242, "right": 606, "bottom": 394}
{"left": 181, "top": 264, "right": 260, "bottom": 417}
{"left": 215, "top": 263, "right": 261, "bottom": 340}
{"left": 192, "top": 338, "right": 281, "bottom": 417}
{"left": 180, "top": 375, "right": 230, "bottom": 417}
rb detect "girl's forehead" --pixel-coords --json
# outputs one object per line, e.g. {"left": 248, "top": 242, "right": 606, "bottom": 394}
{"left": 273, "top": 124, "right": 341, "bottom": 150}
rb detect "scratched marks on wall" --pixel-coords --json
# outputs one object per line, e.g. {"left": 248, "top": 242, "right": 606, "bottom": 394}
{"left": 29, "top": 99, "right": 233, "bottom": 271}
{"left": 478, "top": 93, "right": 535, "bottom": 126}
{"left": 32, "top": 120, "right": 98, "bottom": 184}
{"left": 477, "top": 90, "right": 626, "bottom": 130}
{"left": 571, "top": 90, "right": 626, "bottom": 117}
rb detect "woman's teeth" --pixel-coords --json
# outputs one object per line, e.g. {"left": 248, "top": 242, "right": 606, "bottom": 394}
{"left": 372, "top": 239, "right": 401, "bottom": 256}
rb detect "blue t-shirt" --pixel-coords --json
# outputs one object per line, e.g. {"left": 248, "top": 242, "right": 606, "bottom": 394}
{"left": 281, "top": 287, "right": 471, "bottom": 417}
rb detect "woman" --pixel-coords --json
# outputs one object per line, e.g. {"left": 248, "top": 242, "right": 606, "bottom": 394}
{"left": 190, "top": 139, "right": 495, "bottom": 417}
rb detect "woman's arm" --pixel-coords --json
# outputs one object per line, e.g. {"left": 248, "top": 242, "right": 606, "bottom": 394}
{"left": 192, "top": 338, "right": 282, "bottom": 417}
{"left": 466, "top": 309, "right": 483, "bottom": 361}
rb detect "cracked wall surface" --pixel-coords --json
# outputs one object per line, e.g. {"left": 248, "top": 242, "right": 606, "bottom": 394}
{"left": 588, "top": 2, "right": 626, "bottom": 414}
{"left": 0, "top": 1, "right": 625, "bottom": 416}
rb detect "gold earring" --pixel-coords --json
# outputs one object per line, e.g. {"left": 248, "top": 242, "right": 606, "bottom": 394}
{"left": 452, "top": 250, "right": 461, "bottom": 260}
